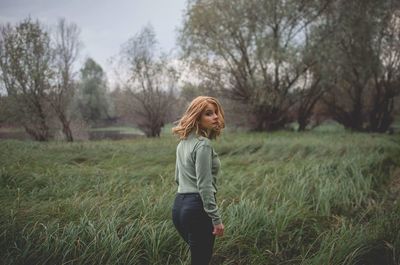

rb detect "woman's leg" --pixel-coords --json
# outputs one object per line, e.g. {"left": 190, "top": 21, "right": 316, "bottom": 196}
{"left": 172, "top": 194, "right": 189, "bottom": 244}
{"left": 186, "top": 209, "right": 215, "bottom": 265}
{"left": 172, "top": 193, "right": 215, "bottom": 265}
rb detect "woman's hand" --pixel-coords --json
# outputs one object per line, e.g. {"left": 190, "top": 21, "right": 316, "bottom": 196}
{"left": 212, "top": 223, "right": 224, "bottom": 236}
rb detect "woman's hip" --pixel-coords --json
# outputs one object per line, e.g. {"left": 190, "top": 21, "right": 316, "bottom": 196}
{"left": 173, "top": 193, "right": 205, "bottom": 211}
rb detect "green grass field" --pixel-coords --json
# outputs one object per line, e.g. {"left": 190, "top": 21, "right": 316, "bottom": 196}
{"left": 0, "top": 129, "right": 400, "bottom": 264}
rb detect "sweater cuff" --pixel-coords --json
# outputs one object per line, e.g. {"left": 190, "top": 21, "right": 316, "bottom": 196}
{"left": 212, "top": 218, "right": 222, "bottom": 226}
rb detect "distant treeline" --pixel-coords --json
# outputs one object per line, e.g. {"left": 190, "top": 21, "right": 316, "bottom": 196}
{"left": 0, "top": 0, "right": 400, "bottom": 141}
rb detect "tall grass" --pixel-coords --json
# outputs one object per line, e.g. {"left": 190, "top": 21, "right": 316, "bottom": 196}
{"left": 0, "top": 130, "right": 399, "bottom": 264}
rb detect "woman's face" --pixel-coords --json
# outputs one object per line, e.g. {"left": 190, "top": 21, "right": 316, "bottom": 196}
{"left": 199, "top": 103, "right": 219, "bottom": 132}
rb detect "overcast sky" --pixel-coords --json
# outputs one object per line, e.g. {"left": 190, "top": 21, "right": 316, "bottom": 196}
{"left": 0, "top": 0, "right": 187, "bottom": 85}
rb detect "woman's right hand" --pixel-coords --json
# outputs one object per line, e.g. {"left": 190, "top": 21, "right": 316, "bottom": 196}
{"left": 213, "top": 223, "right": 224, "bottom": 236}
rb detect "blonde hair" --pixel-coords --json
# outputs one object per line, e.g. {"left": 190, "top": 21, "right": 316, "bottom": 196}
{"left": 172, "top": 96, "right": 225, "bottom": 140}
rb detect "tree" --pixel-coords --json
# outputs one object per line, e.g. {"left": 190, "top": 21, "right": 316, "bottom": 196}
{"left": 0, "top": 18, "right": 53, "bottom": 141}
{"left": 48, "top": 18, "right": 81, "bottom": 141}
{"left": 179, "top": 0, "right": 331, "bottom": 131}
{"left": 75, "top": 58, "right": 110, "bottom": 125}
{"left": 120, "top": 25, "right": 178, "bottom": 137}
{"left": 321, "top": 0, "right": 400, "bottom": 132}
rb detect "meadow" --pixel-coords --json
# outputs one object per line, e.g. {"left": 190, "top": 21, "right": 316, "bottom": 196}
{"left": 0, "top": 126, "right": 399, "bottom": 264}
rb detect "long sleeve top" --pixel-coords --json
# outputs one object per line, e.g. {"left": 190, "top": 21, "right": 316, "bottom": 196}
{"left": 175, "top": 130, "right": 222, "bottom": 225}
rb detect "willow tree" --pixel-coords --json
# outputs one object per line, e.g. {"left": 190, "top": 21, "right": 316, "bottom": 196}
{"left": 320, "top": 0, "right": 400, "bottom": 132}
{"left": 180, "top": 0, "right": 330, "bottom": 131}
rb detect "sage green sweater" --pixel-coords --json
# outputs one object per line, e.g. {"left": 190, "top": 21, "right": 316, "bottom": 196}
{"left": 175, "top": 130, "right": 222, "bottom": 225}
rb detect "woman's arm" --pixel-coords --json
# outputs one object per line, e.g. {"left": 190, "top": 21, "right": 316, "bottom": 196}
{"left": 175, "top": 161, "right": 179, "bottom": 185}
{"left": 194, "top": 144, "right": 222, "bottom": 225}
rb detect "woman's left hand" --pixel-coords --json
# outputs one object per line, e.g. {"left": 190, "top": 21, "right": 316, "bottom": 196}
{"left": 213, "top": 223, "right": 224, "bottom": 236}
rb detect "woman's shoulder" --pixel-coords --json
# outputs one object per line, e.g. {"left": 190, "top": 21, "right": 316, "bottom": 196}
{"left": 182, "top": 131, "right": 213, "bottom": 149}
{"left": 193, "top": 136, "right": 213, "bottom": 151}
{"left": 179, "top": 134, "right": 210, "bottom": 145}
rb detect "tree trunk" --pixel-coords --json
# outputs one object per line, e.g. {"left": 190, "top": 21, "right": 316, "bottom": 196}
{"left": 297, "top": 115, "right": 308, "bottom": 131}
{"left": 58, "top": 111, "right": 74, "bottom": 142}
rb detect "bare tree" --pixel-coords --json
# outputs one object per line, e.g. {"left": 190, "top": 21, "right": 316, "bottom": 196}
{"left": 120, "top": 25, "right": 178, "bottom": 137}
{"left": 48, "top": 18, "right": 81, "bottom": 141}
{"left": 180, "top": 0, "right": 331, "bottom": 131}
{"left": 0, "top": 18, "right": 53, "bottom": 141}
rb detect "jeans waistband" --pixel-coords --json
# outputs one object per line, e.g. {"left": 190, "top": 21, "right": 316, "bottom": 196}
{"left": 176, "top": 192, "right": 200, "bottom": 198}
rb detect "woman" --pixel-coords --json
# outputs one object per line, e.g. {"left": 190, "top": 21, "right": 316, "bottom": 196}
{"left": 171, "top": 96, "right": 225, "bottom": 265}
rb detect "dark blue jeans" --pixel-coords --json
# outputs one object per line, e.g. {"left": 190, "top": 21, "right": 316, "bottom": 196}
{"left": 172, "top": 193, "right": 215, "bottom": 265}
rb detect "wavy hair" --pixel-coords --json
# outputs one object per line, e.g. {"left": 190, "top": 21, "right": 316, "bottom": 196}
{"left": 172, "top": 96, "right": 225, "bottom": 140}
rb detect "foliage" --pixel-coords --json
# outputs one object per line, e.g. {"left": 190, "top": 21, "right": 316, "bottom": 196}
{"left": 179, "top": 0, "right": 330, "bottom": 131}
{"left": 0, "top": 18, "right": 53, "bottom": 140}
{"left": 0, "top": 18, "right": 82, "bottom": 141}
{"left": 74, "top": 58, "right": 111, "bottom": 126}
{"left": 316, "top": 0, "right": 400, "bottom": 132}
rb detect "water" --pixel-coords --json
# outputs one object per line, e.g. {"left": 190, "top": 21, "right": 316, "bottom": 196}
{"left": 0, "top": 130, "right": 144, "bottom": 141}
{"left": 88, "top": 130, "right": 143, "bottom": 140}
{"left": 0, "top": 131, "right": 30, "bottom": 140}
